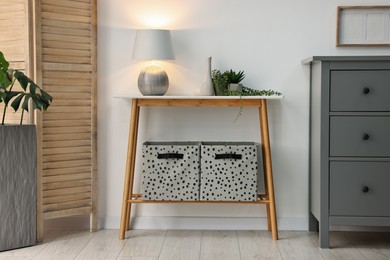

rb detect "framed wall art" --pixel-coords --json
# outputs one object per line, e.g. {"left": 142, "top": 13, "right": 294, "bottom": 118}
{"left": 337, "top": 6, "right": 390, "bottom": 46}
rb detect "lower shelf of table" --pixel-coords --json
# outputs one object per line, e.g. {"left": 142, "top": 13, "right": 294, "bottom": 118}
{"left": 127, "top": 194, "right": 270, "bottom": 204}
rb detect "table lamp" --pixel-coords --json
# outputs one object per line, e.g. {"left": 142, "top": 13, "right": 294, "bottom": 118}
{"left": 132, "top": 29, "right": 174, "bottom": 96}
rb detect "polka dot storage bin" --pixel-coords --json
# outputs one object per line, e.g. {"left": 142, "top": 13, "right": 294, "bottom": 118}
{"left": 141, "top": 142, "right": 201, "bottom": 201}
{"left": 200, "top": 142, "right": 264, "bottom": 201}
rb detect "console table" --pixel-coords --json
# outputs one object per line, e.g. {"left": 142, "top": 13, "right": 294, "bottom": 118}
{"left": 118, "top": 96, "right": 282, "bottom": 240}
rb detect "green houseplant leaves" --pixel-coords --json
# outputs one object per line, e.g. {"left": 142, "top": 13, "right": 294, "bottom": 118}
{"left": 0, "top": 51, "right": 53, "bottom": 125}
{"left": 211, "top": 69, "right": 282, "bottom": 121}
{"left": 211, "top": 69, "right": 282, "bottom": 97}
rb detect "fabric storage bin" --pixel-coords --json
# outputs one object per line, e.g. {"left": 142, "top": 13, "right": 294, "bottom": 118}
{"left": 200, "top": 142, "right": 264, "bottom": 201}
{"left": 141, "top": 142, "right": 200, "bottom": 201}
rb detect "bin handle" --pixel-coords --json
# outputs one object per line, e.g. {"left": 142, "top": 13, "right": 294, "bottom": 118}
{"left": 215, "top": 153, "right": 242, "bottom": 160}
{"left": 157, "top": 153, "right": 184, "bottom": 159}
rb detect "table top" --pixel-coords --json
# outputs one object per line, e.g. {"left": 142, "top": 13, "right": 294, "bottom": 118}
{"left": 115, "top": 95, "right": 283, "bottom": 100}
{"left": 302, "top": 55, "right": 390, "bottom": 64}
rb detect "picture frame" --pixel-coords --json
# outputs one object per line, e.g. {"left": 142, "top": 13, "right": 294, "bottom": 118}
{"left": 336, "top": 6, "right": 390, "bottom": 47}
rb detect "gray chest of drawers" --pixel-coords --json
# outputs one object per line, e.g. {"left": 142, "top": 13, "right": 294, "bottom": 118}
{"left": 303, "top": 56, "right": 390, "bottom": 248}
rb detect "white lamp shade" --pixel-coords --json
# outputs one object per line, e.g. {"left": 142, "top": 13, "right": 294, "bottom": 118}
{"left": 132, "top": 29, "right": 174, "bottom": 60}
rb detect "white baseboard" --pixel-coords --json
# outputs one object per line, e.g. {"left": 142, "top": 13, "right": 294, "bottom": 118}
{"left": 45, "top": 216, "right": 390, "bottom": 232}
{"left": 45, "top": 215, "right": 308, "bottom": 230}
{"left": 100, "top": 216, "right": 309, "bottom": 231}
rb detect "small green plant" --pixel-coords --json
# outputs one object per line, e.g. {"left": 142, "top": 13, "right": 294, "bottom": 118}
{"left": 211, "top": 69, "right": 229, "bottom": 95}
{"left": 226, "top": 69, "right": 245, "bottom": 84}
{"left": 211, "top": 69, "right": 281, "bottom": 97}
{"left": 0, "top": 51, "right": 52, "bottom": 125}
{"left": 211, "top": 69, "right": 282, "bottom": 121}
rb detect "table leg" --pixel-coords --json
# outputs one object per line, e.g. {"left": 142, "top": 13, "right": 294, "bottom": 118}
{"left": 259, "top": 99, "right": 278, "bottom": 240}
{"left": 120, "top": 99, "right": 139, "bottom": 239}
{"left": 125, "top": 102, "right": 140, "bottom": 230}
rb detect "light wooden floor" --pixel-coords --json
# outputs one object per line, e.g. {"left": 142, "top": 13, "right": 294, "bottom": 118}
{"left": 1, "top": 229, "right": 390, "bottom": 260}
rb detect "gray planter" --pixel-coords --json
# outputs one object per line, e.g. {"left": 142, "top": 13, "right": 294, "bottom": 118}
{"left": 228, "top": 83, "right": 243, "bottom": 92}
{"left": 0, "top": 125, "right": 36, "bottom": 251}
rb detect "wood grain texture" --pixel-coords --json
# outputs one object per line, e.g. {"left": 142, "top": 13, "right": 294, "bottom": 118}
{"left": 158, "top": 230, "right": 201, "bottom": 260}
{"left": 42, "top": 192, "right": 91, "bottom": 204}
{"left": 32, "top": 229, "right": 94, "bottom": 259}
{"left": 137, "top": 98, "right": 262, "bottom": 107}
{"left": 118, "top": 230, "right": 166, "bottom": 257}
{"left": 0, "top": 229, "right": 62, "bottom": 258}
{"left": 313, "top": 232, "right": 366, "bottom": 260}
{"left": 75, "top": 230, "right": 126, "bottom": 260}
{"left": 276, "top": 231, "right": 325, "bottom": 260}
{"left": 43, "top": 207, "right": 91, "bottom": 219}
{"left": 120, "top": 99, "right": 139, "bottom": 238}
{"left": 344, "top": 232, "right": 390, "bottom": 260}
{"left": 237, "top": 230, "right": 282, "bottom": 259}
{"left": 41, "top": 0, "right": 91, "bottom": 10}
{"left": 90, "top": 0, "right": 98, "bottom": 232}
{"left": 259, "top": 99, "right": 278, "bottom": 239}
{"left": 33, "top": 0, "right": 97, "bottom": 229}
{"left": 2, "top": 229, "right": 390, "bottom": 259}
{"left": 43, "top": 165, "right": 92, "bottom": 176}
{"left": 0, "top": 0, "right": 30, "bottom": 125}
{"left": 200, "top": 231, "right": 241, "bottom": 260}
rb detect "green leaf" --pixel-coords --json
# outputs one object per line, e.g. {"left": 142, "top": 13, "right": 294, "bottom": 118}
{"left": 4, "top": 91, "right": 21, "bottom": 104}
{"left": 30, "top": 82, "right": 37, "bottom": 94}
{"left": 0, "top": 51, "right": 9, "bottom": 71}
{"left": 22, "top": 95, "right": 31, "bottom": 112}
{"left": 14, "top": 71, "right": 29, "bottom": 90}
{"left": 11, "top": 93, "right": 25, "bottom": 112}
{"left": 40, "top": 89, "right": 53, "bottom": 104}
{"left": 0, "top": 70, "right": 5, "bottom": 83}
{"left": 0, "top": 70, "right": 11, "bottom": 88}
{"left": 36, "top": 94, "right": 50, "bottom": 110}
{"left": 31, "top": 95, "right": 43, "bottom": 110}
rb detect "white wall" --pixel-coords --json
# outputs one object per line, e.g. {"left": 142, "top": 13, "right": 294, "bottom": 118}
{"left": 97, "top": 0, "right": 390, "bottom": 230}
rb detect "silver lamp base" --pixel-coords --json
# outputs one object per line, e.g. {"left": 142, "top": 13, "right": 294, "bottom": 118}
{"left": 138, "top": 64, "right": 169, "bottom": 96}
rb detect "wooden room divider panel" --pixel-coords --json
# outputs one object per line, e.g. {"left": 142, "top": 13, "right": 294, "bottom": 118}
{"left": 34, "top": 0, "right": 97, "bottom": 239}
{"left": 0, "top": 0, "right": 33, "bottom": 124}
{"left": 0, "top": 0, "right": 97, "bottom": 241}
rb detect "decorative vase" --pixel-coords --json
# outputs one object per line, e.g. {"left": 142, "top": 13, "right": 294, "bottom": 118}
{"left": 0, "top": 125, "right": 36, "bottom": 252}
{"left": 194, "top": 57, "right": 214, "bottom": 96}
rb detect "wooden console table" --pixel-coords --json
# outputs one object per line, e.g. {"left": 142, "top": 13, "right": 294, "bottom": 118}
{"left": 118, "top": 96, "right": 282, "bottom": 240}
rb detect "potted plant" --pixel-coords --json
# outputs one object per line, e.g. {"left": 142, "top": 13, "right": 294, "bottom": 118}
{"left": 212, "top": 68, "right": 282, "bottom": 121}
{"left": 226, "top": 69, "right": 245, "bottom": 92}
{"left": 0, "top": 51, "right": 52, "bottom": 252}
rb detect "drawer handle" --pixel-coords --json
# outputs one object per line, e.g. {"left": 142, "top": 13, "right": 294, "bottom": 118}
{"left": 362, "top": 133, "right": 370, "bottom": 140}
{"left": 362, "top": 87, "right": 370, "bottom": 94}
{"left": 215, "top": 153, "right": 242, "bottom": 160}
{"left": 157, "top": 153, "right": 184, "bottom": 159}
{"left": 362, "top": 186, "right": 370, "bottom": 193}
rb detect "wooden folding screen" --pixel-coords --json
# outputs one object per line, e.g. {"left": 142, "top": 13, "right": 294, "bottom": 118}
{"left": 0, "top": 0, "right": 32, "bottom": 124}
{"left": 34, "top": 0, "right": 97, "bottom": 239}
{"left": 0, "top": 0, "right": 97, "bottom": 240}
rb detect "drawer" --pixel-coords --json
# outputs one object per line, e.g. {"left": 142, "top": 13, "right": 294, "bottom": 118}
{"left": 330, "top": 116, "right": 390, "bottom": 157}
{"left": 330, "top": 162, "right": 390, "bottom": 217}
{"left": 330, "top": 70, "right": 390, "bottom": 112}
